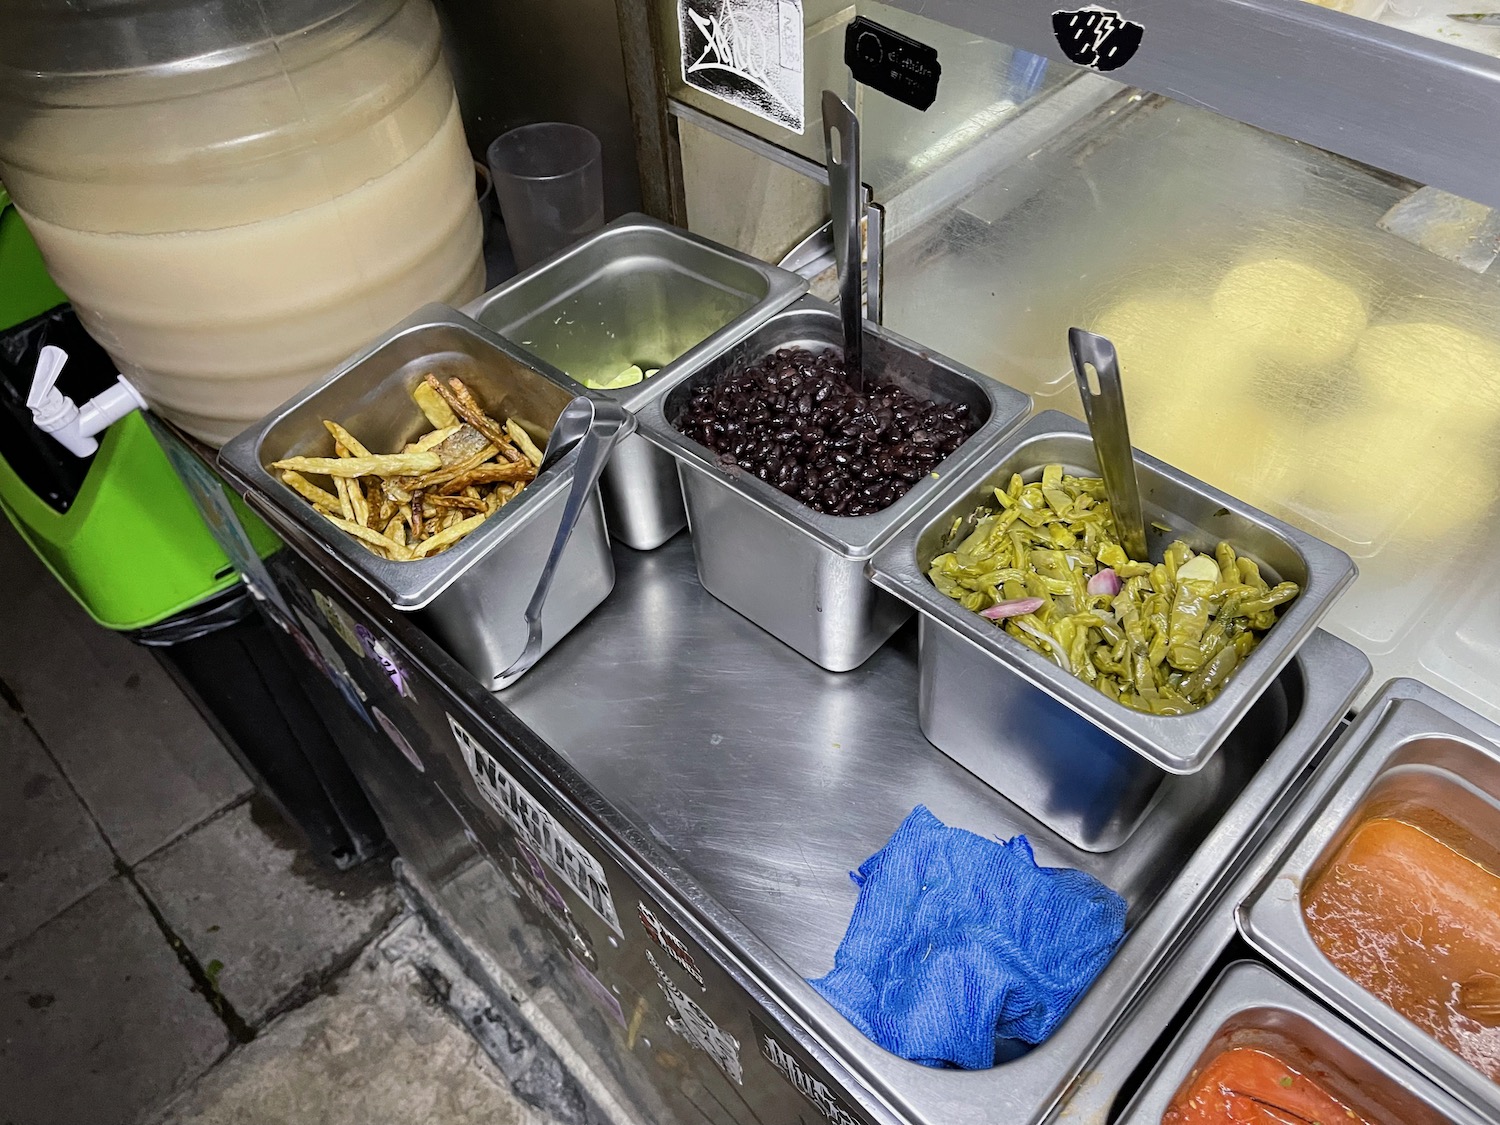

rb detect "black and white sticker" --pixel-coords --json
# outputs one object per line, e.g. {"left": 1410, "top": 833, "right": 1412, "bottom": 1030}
{"left": 678, "top": 0, "right": 804, "bottom": 133}
{"left": 1052, "top": 6, "right": 1143, "bottom": 71}
{"left": 648, "top": 950, "right": 742, "bottom": 1084}
{"left": 753, "top": 1016, "right": 875, "bottom": 1125}
{"left": 449, "top": 715, "right": 622, "bottom": 935}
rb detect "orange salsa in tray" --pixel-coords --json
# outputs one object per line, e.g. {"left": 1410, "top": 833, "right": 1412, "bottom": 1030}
{"left": 1301, "top": 798, "right": 1500, "bottom": 1080}
{"left": 1163, "top": 1042, "right": 1372, "bottom": 1124}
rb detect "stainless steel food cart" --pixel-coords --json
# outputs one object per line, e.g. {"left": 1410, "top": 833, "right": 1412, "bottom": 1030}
{"left": 201, "top": 1, "right": 1500, "bottom": 1119}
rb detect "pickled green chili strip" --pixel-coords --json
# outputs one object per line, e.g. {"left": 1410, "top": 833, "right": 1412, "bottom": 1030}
{"left": 927, "top": 466, "right": 1300, "bottom": 715}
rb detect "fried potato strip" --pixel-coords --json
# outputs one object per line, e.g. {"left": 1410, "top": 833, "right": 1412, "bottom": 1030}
{"left": 275, "top": 374, "right": 548, "bottom": 561}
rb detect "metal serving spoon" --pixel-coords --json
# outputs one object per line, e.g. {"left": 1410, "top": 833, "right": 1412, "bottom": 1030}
{"left": 1069, "top": 327, "right": 1148, "bottom": 562}
{"left": 493, "top": 396, "right": 629, "bottom": 689}
{"left": 821, "top": 89, "right": 864, "bottom": 389}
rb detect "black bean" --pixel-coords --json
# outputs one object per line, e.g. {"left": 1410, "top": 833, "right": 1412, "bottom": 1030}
{"left": 671, "top": 345, "right": 978, "bottom": 516}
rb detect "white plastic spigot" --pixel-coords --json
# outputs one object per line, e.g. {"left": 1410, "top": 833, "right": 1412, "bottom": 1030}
{"left": 27, "top": 345, "right": 148, "bottom": 457}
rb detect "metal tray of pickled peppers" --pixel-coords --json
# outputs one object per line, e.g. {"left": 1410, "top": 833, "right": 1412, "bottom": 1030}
{"left": 212, "top": 213, "right": 1474, "bottom": 1125}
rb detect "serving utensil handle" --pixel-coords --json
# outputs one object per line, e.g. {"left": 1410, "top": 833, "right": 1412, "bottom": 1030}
{"left": 822, "top": 90, "right": 864, "bottom": 389}
{"left": 1069, "top": 327, "right": 1148, "bottom": 563}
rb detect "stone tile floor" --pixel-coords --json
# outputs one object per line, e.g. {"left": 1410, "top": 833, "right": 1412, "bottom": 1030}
{"left": 0, "top": 521, "right": 532, "bottom": 1124}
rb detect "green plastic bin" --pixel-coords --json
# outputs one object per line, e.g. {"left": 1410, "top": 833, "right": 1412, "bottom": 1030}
{"left": 0, "top": 185, "right": 65, "bottom": 328}
{"left": 0, "top": 188, "right": 279, "bottom": 631}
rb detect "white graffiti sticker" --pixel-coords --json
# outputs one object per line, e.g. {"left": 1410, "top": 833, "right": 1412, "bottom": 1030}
{"left": 648, "top": 950, "right": 742, "bottom": 1084}
{"left": 757, "top": 1018, "right": 866, "bottom": 1125}
{"left": 678, "top": 0, "right": 804, "bottom": 133}
{"left": 449, "top": 715, "right": 622, "bottom": 935}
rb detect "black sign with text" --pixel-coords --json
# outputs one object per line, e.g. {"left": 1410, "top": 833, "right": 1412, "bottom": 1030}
{"left": 844, "top": 16, "right": 941, "bottom": 111}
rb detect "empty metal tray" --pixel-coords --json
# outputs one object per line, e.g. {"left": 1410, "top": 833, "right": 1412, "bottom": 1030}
{"left": 464, "top": 214, "right": 806, "bottom": 550}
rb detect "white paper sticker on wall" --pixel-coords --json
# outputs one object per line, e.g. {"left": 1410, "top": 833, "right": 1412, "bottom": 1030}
{"left": 679, "top": 0, "right": 804, "bottom": 134}
{"left": 449, "top": 714, "right": 623, "bottom": 935}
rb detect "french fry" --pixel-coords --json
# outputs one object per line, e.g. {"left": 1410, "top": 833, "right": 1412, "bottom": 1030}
{"left": 436, "top": 461, "right": 535, "bottom": 492}
{"left": 322, "top": 513, "right": 413, "bottom": 559}
{"left": 409, "top": 445, "right": 503, "bottom": 491}
{"left": 505, "top": 419, "right": 544, "bottom": 468}
{"left": 424, "top": 373, "right": 517, "bottom": 459}
{"left": 270, "top": 452, "right": 442, "bottom": 477}
{"left": 382, "top": 514, "right": 407, "bottom": 549}
{"left": 413, "top": 379, "right": 458, "bottom": 429}
{"left": 280, "top": 470, "right": 340, "bottom": 512}
{"left": 323, "top": 419, "right": 372, "bottom": 458}
{"left": 333, "top": 474, "right": 355, "bottom": 521}
{"left": 432, "top": 425, "right": 494, "bottom": 467}
{"left": 428, "top": 494, "right": 487, "bottom": 513}
{"left": 409, "top": 491, "right": 425, "bottom": 542}
{"left": 406, "top": 424, "right": 461, "bottom": 453}
{"left": 409, "top": 512, "right": 488, "bottom": 558}
{"left": 334, "top": 443, "right": 370, "bottom": 526}
{"left": 365, "top": 478, "right": 389, "bottom": 526}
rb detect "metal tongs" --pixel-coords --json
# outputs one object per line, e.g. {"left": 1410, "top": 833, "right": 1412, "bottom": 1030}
{"left": 1068, "top": 327, "right": 1148, "bottom": 562}
{"left": 821, "top": 90, "right": 864, "bottom": 389}
{"left": 493, "top": 396, "right": 629, "bottom": 689}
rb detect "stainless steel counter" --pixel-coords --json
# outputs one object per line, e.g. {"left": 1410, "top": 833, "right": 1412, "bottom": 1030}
{"left": 500, "top": 534, "right": 1294, "bottom": 976}
{"left": 239, "top": 474, "right": 1369, "bottom": 1125}
{"left": 492, "top": 532, "right": 1369, "bottom": 1123}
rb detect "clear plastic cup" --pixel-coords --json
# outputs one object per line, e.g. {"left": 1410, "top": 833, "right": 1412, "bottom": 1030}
{"left": 487, "top": 123, "right": 605, "bottom": 271}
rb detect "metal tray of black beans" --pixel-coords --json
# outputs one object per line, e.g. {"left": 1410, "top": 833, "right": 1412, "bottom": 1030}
{"left": 671, "top": 345, "right": 981, "bottom": 517}
{"left": 635, "top": 295, "right": 1031, "bottom": 671}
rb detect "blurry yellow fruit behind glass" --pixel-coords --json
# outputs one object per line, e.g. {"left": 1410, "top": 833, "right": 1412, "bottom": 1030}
{"left": 1211, "top": 258, "right": 1367, "bottom": 368}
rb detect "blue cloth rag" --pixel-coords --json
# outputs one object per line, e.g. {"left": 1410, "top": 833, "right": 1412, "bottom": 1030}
{"left": 809, "top": 805, "right": 1127, "bottom": 1070}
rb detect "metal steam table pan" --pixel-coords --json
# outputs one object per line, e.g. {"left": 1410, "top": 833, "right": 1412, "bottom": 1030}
{"left": 632, "top": 294, "right": 1032, "bottom": 672}
{"left": 867, "top": 410, "right": 1355, "bottom": 851}
{"left": 1117, "top": 961, "right": 1485, "bottom": 1124}
{"left": 1239, "top": 677, "right": 1500, "bottom": 1119}
{"left": 219, "top": 304, "right": 624, "bottom": 686}
{"left": 464, "top": 213, "right": 806, "bottom": 551}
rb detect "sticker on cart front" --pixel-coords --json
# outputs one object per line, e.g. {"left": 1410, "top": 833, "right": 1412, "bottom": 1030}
{"left": 293, "top": 607, "right": 374, "bottom": 728}
{"left": 678, "top": 0, "right": 804, "bottom": 133}
{"left": 752, "top": 1015, "right": 874, "bottom": 1125}
{"left": 312, "top": 590, "right": 365, "bottom": 657}
{"left": 647, "top": 950, "right": 742, "bottom": 1084}
{"left": 372, "top": 707, "right": 424, "bottom": 773}
{"left": 508, "top": 841, "right": 599, "bottom": 969}
{"left": 637, "top": 902, "right": 704, "bottom": 986}
{"left": 570, "top": 953, "right": 626, "bottom": 1028}
{"left": 354, "top": 624, "right": 415, "bottom": 700}
{"left": 448, "top": 715, "right": 622, "bottom": 935}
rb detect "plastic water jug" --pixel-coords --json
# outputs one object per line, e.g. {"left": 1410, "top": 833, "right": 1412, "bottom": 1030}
{"left": 0, "top": 0, "right": 484, "bottom": 444}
